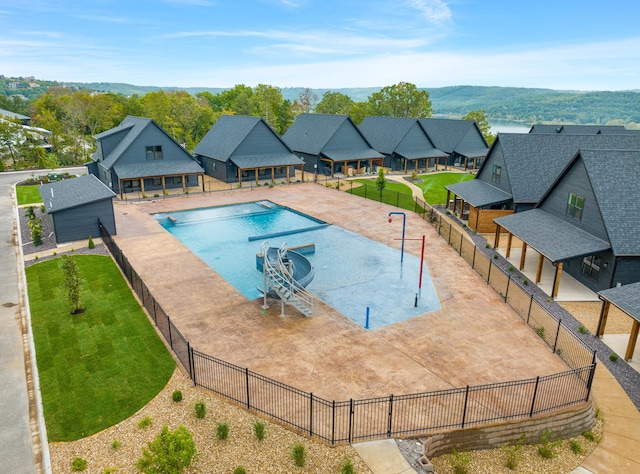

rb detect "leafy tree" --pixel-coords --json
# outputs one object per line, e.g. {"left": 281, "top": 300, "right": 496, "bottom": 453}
{"left": 137, "top": 425, "right": 196, "bottom": 474}
{"left": 61, "top": 255, "right": 84, "bottom": 314}
{"left": 462, "top": 109, "right": 495, "bottom": 145}
{"left": 315, "top": 91, "right": 354, "bottom": 115}
{"left": 0, "top": 118, "right": 25, "bottom": 169}
{"left": 367, "top": 82, "right": 433, "bottom": 118}
{"left": 375, "top": 166, "right": 387, "bottom": 198}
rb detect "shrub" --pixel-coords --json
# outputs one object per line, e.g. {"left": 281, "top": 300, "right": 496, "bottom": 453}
{"left": 61, "top": 255, "right": 84, "bottom": 314}
{"left": 137, "top": 425, "right": 196, "bottom": 474}
{"left": 71, "top": 457, "right": 87, "bottom": 471}
{"left": 508, "top": 265, "right": 515, "bottom": 272}
{"left": 450, "top": 449, "right": 472, "bottom": 474}
{"left": 502, "top": 434, "right": 524, "bottom": 470}
{"left": 233, "top": 468, "right": 246, "bottom": 474}
{"left": 534, "top": 326, "right": 546, "bottom": 340}
{"left": 88, "top": 236, "right": 95, "bottom": 249}
{"left": 172, "top": 390, "right": 183, "bottom": 402}
{"left": 216, "top": 422, "right": 229, "bottom": 440}
{"left": 537, "top": 428, "right": 561, "bottom": 459}
{"left": 28, "top": 217, "right": 43, "bottom": 246}
{"left": 341, "top": 457, "right": 356, "bottom": 474}
{"left": 570, "top": 440, "right": 584, "bottom": 454}
{"left": 26, "top": 206, "right": 35, "bottom": 219}
{"left": 577, "top": 324, "right": 589, "bottom": 334}
{"left": 138, "top": 416, "right": 153, "bottom": 430}
{"left": 40, "top": 204, "right": 46, "bottom": 213}
{"left": 253, "top": 419, "right": 266, "bottom": 441}
{"left": 523, "top": 279, "right": 529, "bottom": 285}
{"left": 595, "top": 407, "right": 603, "bottom": 421}
{"left": 291, "top": 442, "right": 306, "bottom": 467}
{"left": 609, "top": 353, "right": 619, "bottom": 362}
{"left": 194, "top": 401, "right": 206, "bottom": 419}
{"left": 111, "top": 439, "right": 121, "bottom": 451}
{"left": 583, "top": 430, "right": 599, "bottom": 442}
{"left": 485, "top": 243, "right": 491, "bottom": 248}
{"left": 103, "top": 468, "right": 117, "bottom": 474}
{"left": 154, "top": 193, "right": 160, "bottom": 198}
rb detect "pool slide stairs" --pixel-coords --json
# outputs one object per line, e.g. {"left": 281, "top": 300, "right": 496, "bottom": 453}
{"left": 261, "top": 241, "right": 314, "bottom": 317}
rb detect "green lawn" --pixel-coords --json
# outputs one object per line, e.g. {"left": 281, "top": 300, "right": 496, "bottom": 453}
{"left": 415, "top": 172, "right": 475, "bottom": 204}
{"left": 26, "top": 255, "right": 176, "bottom": 441}
{"left": 346, "top": 178, "right": 419, "bottom": 211}
{"left": 16, "top": 185, "right": 43, "bottom": 205}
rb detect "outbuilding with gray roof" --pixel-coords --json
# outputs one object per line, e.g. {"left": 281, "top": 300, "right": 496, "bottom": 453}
{"left": 39, "top": 174, "right": 116, "bottom": 243}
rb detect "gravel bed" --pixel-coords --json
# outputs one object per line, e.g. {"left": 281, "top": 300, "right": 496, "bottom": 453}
{"left": 18, "top": 204, "right": 57, "bottom": 255}
{"left": 49, "top": 369, "right": 372, "bottom": 474}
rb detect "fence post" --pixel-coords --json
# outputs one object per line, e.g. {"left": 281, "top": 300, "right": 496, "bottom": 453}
{"left": 529, "top": 376, "right": 540, "bottom": 416}
{"left": 487, "top": 259, "right": 492, "bottom": 284}
{"left": 331, "top": 400, "right": 336, "bottom": 445}
{"left": 553, "top": 319, "right": 562, "bottom": 353}
{"left": 472, "top": 245, "right": 477, "bottom": 269}
{"left": 461, "top": 386, "right": 470, "bottom": 428}
{"left": 187, "top": 343, "right": 195, "bottom": 383}
{"left": 387, "top": 394, "right": 394, "bottom": 438}
{"left": 586, "top": 352, "right": 597, "bottom": 401}
{"left": 505, "top": 274, "right": 511, "bottom": 302}
{"left": 348, "top": 399, "right": 354, "bottom": 444}
{"left": 167, "top": 318, "right": 173, "bottom": 348}
{"left": 459, "top": 233, "right": 464, "bottom": 255}
{"left": 447, "top": 223, "right": 452, "bottom": 244}
{"left": 309, "top": 393, "right": 314, "bottom": 437}
{"left": 245, "top": 368, "right": 250, "bottom": 409}
{"left": 527, "top": 295, "right": 534, "bottom": 324}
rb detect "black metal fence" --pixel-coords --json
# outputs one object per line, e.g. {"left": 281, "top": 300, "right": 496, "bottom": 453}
{"left": 100, "top": 207, "right": 595, "bottom": 445}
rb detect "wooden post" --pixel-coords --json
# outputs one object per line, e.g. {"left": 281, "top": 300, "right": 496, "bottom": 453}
{"left": 161, "top": 176, "right": 166, "bottom": 196}
{"left": 551, "top": 262, "right": 563, "bottom": 299}
{"left": 625, "top": 320, "right": 639, "bottom": 361}
{"left": 506, "top": 233, "right": 513, "bottom": 258}
{"left": 182, "top": 175, "right": 186, "bottom": 193}
{"left": 255, "top": 169, "right": 259, "bottom": 186}
{"left": 445, "top": 190, "right": 451, "bottom": 210}
{"left": 597, "top": 300, "right": 610, "bottom": 337}
{"left": 119, "top": 178, "right": 123, "bottom": 199}
{"left": 493, "top": 225, "right": 501, "bottom": 249}
{"left": 452, "top": 196, "right": 458, "bottom": 214}
{"left": 140, "top": 178, "right": 146, "bottom": 197}
{"left": 460, "top": 199, "right": 465, "bottom": 219}
{"left": 237, "top": 168, "right": 242, "bottom": 186}
{"left": 535, "top": 253, "right": 544, "bottom": 283}
{"left": 519, "top": 242, "right": 527, "bottom": 271}
{"left": 271, "top": 167, "right": 275, "bottom": 183}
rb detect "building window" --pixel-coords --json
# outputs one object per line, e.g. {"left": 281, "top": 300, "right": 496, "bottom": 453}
{"left": 566, "top": 193, "right": 584, "bottom": 221}
{"left": 153, "top": 178, "right": 162, "bottom": 186}
{"left": 581, "top": 255, "right": 602, "bottom": 281}
{"left": 146, "top": 145, "right": 163, "bottom": 160}
{"left": 492, "top": 165, "right": 501, "bottom": 183}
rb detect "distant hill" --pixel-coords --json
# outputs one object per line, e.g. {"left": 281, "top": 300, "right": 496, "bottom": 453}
{"left": 3, "top": 75, "right": 640, "bottom": 126}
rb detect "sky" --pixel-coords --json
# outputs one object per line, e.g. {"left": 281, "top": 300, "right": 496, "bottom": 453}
{"left": 1, "top": 0, "right": 639, "bottom": 91}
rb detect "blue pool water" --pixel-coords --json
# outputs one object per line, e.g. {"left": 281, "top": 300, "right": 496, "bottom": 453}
{"left": 153, "top": 201, "right": 440, "bottom": 329}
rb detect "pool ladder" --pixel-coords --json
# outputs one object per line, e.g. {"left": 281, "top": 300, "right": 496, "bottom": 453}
{"left": 261, "top": 241, "right": 314, "bottom": 317}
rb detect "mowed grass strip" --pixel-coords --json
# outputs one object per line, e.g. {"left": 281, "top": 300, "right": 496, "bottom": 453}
{"left": 26, "top": 255, "right": 175, "bottom": 441}
{"left": 346, "top": 178, "right": 418, "bottom": 211}
{"left": 16, "top": 185, "right": 43, "bottom": 205}
{"left": 415, "top": 172, "right": 474, "bottom": 204}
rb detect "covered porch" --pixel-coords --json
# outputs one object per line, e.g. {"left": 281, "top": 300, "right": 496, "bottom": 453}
{"left": 396, "top": 149, "right": 449, "bottom": 173}
{"left": 445, "top": 180, "right": 513, "bottom": 233}
{"left": 320, "top": 149, "right": 384, "bottom": 177}
{"left": 493, "top": 209, "right": 610, "bottom": 300}
{"left": 597, "top": 282, "right": 640, "bottom": 370}
{"left": 231, "top": 153, "right": 304, "bottom": 187}
{"left": 115, "top": 161, "right": 204, "bottom": 199}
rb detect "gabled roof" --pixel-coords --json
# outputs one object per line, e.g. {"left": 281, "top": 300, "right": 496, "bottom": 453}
{"left": 0, "top": 108, "right": 30, "bottom": 121}
{"left": 230, "top": 153, "right": 304, "bottom": 169}
{"left": 93, "top": 116, "right": 193, "bottom": 170}
{"left": 529, "top": 124, "right": 627, "bottom": 134}
{"left": 494, "top": 209, "right": 611, "bottom": 262}
{"left": 359, "top": 116, "right": 447, "bottom": 159}
{"left": 567, "top": 149, "right": 640, "bottom": 255}
{"left": 282, "top": 113, "right": 376, "bottom": 155}
{"left": 419, "top": 118, "right": 489, "bottom": 158}
{"left": 599, "top": 282, "right": 640, "bottom": 323}
{"left": 483, "top": 133, "right": 640, "bottom": 204}
{"left": 39, "top": 174, "right": 115, "bottom": 214}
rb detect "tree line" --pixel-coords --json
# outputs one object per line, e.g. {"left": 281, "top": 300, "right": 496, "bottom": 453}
{"left": 0, "top": 81, "right": 493, "bottom": 171}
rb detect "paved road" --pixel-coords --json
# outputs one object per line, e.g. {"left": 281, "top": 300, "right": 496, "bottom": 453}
{"left": 0, "top": 168, "right": 84, "bottom": 474}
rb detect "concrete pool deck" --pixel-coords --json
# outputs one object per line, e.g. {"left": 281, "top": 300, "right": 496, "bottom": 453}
{"left": 112, "top": 183, "right": 569, "bottom": 402}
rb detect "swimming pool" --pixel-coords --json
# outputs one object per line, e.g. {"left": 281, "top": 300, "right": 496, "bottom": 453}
{"left": 153, "top": 201, "right": 440, "bottom": 329}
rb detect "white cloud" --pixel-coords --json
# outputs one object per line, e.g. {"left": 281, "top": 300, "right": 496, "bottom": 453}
{"left": 407, "top": 0, "right": 452, "bottom": 25}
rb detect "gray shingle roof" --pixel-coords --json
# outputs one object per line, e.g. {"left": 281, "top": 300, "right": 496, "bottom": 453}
{"left": 230, "top": 153, "right": 303, "bottom": 169}
{"left": 0, "top": 108, "right": 30, "bottom": 121}
{"left": 446, "top": 179, "right": 512, "bottom": 208}
{"left": 419, "top": 118, "right": 489, "bottom": 157}
{"left": 282, "top": 114, "right": 372, "bottom": 155}
{"left": 322, "top": 149, "right": 384, "bottom": 161}
{"left": 113, "top": 161, "right": 203, "bottom": 179}
{"left": 529, "top": 124, "right": 627, "bottom": 134}
{"left": 488, "top": 133, "right": 640, "bottom": 204}
{"left": 577, "top": 149, "right": 640, "bottom": 255}
{"left": 39, "top": 174, "right": 115, "bottom": 213}
{"left": 494, "top": 209, "right": 611, "bottom": 262}
{"left": 359, "top": 116, "right": 446, "bottom": 159}
{"left": 598, "top": 282, "right": 640, "bottom": 323}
